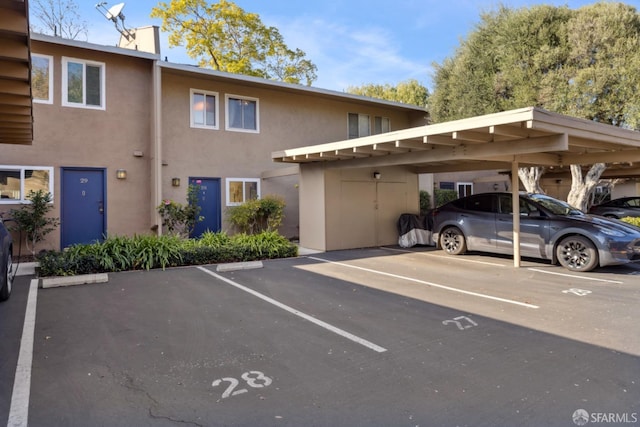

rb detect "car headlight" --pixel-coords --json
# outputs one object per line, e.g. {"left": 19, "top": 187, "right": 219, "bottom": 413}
{"left": 597, "top": 227, "right": 625, "bottom": 237}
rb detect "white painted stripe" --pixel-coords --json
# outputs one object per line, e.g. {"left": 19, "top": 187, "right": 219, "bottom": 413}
{"left": 308, "top": 257, "right": 539, "bottom": 309}
{"left": 7, "top": 279, "right": 39, "bottom": 427}
{"left": 527, "top": 268, "right": 623, "bottom": 284}
{"left": 197, "top": 266, "right": 387, "bottom": 353}
{"left": 382, "top": 247, "right": 506, "bottom": 267}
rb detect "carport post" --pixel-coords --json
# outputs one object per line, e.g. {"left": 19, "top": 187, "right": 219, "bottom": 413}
{"left": 512, "top": 161, "right": 521, "bottom": 267}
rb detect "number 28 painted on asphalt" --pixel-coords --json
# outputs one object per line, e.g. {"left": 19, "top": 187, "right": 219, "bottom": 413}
{"left": 212, "top": 371, "right": 272, "bottom": 399}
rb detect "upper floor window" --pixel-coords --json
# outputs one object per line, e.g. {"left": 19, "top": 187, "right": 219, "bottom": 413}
{"left": 348, "top": 113, "right": 370, "bottom": 139}
{"left": 62, "top": 57, "right": 105, "bottom": 109}
{"left": 226, "top": 95, "right": 259, "bottom": 133}
{"left": 32, "top": 54, "right": 53, "bottom": 104}
{"left": 374, "top": 116, "right": 390, "bottom": 134}
{"left": 226, "top": 178, "right": 260, "bottom": 206}
{"left": 190, "top": 89, "right": 219, "bottom": 129}
{"left": 0, "top": 166, "right": 54, "bottom": 204}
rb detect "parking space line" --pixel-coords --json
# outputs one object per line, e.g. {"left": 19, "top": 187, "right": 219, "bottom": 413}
{"left": 382, "top": 247, "right": 507, "bottom": 267}
{"left": 196, "top": 267, "right": 388, "bottom": 353}
{"left": 308, "top": 257, "right": 539, "bottom": 309}
{"left": 527, "top": 268, "right": 624, "bottom": 284}
{"left": 7, "top": 279, "right": 39, "bottom": 427}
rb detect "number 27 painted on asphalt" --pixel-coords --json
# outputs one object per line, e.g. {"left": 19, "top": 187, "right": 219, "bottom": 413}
{"left": 212, "top": 371, "right": 273, "bottom": 399}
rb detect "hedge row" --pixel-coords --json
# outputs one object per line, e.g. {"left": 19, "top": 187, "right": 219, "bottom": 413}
{"left": 621, "top": 217, "right": 640, "bottom": 227}
{"left": 36, "top": 231, "right": 298, "bottom": 277}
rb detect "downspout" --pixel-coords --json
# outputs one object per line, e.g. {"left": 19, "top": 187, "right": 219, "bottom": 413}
{"left": 151, "top": 60, "right": 163, "bottom": 235}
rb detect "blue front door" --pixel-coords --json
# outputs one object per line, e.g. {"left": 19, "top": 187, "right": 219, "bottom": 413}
{"left": 61, "top": 168, "right": 106, "bottom": 247}
{"left": 189, "top": 177, "right": 221, "bottom": 238}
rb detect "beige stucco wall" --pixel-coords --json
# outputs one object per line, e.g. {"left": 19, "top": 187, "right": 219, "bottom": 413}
{"left": 299, "top": 164, "right": 419, "bottom": 251}
{"left": 0, "top": 40, "right": 154, "bottom": 250}
{"left": 160, "top": 69, "right": 425, "bottom": 238}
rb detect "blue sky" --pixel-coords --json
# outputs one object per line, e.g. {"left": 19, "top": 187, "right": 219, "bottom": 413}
{"left": 71, "top": 0, "right": 638, "bottom": 92}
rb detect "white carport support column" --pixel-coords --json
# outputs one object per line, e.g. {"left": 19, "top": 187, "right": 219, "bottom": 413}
{"left": 512, "top": 161, "right": 521, "bottom": 267}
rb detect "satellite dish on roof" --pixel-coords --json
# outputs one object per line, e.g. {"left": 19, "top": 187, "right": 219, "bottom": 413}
{"left": 95, "top": 2, "right": 135, "bottom": 41}
{"left": 106, "top": 3, "right": 125, "bottom": 21}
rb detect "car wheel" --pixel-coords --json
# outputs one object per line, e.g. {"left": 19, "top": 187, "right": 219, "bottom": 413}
{"left": 440, "top": 227, "right": 467, "bottom": 255}
{"left": 0, "top": 253, "right": 12, "bottom": 301}
{"left": 556, "top": 235, "right": 598, "bottom": 272}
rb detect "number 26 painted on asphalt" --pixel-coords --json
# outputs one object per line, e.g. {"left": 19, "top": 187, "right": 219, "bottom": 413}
{"left": 212, "top": 371, "right": 273, "bottom": 399}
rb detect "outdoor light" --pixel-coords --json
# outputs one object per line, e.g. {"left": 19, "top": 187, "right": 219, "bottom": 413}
{"left": 373, "top": 171, "right": 381, "bottom": 180}
{"left": 172, "top": 177, "right": 181, "bottom": 187}
{"left": 116, "top": 169, "right": 127, "bottom": 179}
{"left": 493, "top": 183, "right": 499, "bottom": 191}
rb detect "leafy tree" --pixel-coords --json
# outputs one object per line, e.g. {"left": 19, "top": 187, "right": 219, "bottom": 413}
{"left": 346, "top": 79, "right": 430, "bottom": 108}
{"left": 430, "top": 3, "right": 640, "bottom": 210}
{"left": 151, "top": 0, "right": 317, "bottom": 85}
{"left": 9, "top": 190, "right": 60, "bottom": 256}
{"left": 30, "top": 0, "right": 88, "bottom": 40}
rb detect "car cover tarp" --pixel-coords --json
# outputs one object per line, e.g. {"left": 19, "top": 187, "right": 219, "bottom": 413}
{"left": 397, "top": 213, "right": 433, "bottom": 248}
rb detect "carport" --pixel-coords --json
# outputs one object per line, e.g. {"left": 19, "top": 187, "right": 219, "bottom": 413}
{"left": 272, "top": 107, "right": 640, "bottom": 266}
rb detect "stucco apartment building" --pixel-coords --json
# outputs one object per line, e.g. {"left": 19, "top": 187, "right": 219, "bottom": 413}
{"left": 0, "top": 32, "right": 428, "bottom": 251}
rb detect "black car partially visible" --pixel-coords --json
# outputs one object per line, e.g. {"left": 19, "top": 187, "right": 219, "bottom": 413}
{"left": 0, "top": 217, "right": 13, "bottom": 301}
{"left": 589, "top": 197, "right": 640, "bottom": 219}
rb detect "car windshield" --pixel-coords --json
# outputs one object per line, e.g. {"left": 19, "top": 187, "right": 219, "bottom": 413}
{"left": 528, "top": 194, "right": 583, "bottom": 216}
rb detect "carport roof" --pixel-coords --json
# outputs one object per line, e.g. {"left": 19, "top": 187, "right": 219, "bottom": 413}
{"left": 272, "top": 107, "right": 640, "bottom": 173}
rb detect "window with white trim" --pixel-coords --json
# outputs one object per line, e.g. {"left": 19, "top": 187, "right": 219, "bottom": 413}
{"left": 32, "top": 54, "right": 53, "bottom": 104}
{"left": 0, "top": 166, "right": 54, "bottom": 203}
{"left": 374, "top": 116, "right": 390, "bottom": 134}
{"left": 458, "top": 182, "right": 473, "bottom": 198}
{"left": 226, "top": 95, "right": 259, "bottom": 132}
{"left": 226, "top": 178, "right": 260, "bottom": 206}
{"left": 190, "top": 89, "right": 219, "bottom": 129}
{"left": 348, "top": 113, "right": 370, "bottom": 139}
{"left": 62, "top": 57, "right": 105, "bottom": 109}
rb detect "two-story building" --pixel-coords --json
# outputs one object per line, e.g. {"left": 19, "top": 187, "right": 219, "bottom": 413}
{"left": 0, "top": 31, "right": 428, "bottom": 251}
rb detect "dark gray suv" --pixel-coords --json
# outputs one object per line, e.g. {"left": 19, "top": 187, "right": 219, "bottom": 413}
{"left": 0, "top": 217, "right": 13, "bottom": 301}
{"left": 432, "top": 192, "right": 640, "bottom": 272}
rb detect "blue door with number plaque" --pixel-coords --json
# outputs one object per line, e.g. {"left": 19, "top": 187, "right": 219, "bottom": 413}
{"left": 61, "top": 168, "right": 106, "bottom": 248}
{"left": 189, "top": 177, "right": 221, "bottom": 238}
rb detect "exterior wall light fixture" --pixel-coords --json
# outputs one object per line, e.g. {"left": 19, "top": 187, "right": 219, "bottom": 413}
{"left": 373, "top": 171, "right": 381, "bottom": 180}
{"left": 172, "top": 177, "right": 181, "bottom": 187}
{"left": 116, "top": 169, "right": 127, "bottom": 179}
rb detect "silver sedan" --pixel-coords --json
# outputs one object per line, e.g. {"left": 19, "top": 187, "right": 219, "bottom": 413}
{"left": 432, "top": 192, "right": 640, "bottom": 272}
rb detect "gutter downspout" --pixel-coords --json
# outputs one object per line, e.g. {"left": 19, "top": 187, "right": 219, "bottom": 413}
{"left": 151, "top": 60, "right": 163, "bottom": 235}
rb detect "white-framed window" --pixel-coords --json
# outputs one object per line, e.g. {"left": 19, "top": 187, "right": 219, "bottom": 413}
{"left": 225, "top": 94, "right": 259, "bottom": 133}
{"left": 374, "top": 116, "right": 390, "bottom": 134}
{"left": 62, "top": 56, "right": 105, "bottom": 109}
{"left": 32, "top": 54, "right": 53, "bottom": 104}
{"left": 0, "top": 166, "right": 54, "bottom": 203}
{"left": 190, "top": 89, "right": 219, "bottom": 129}
{"left": 458, "top": 182, "right": 473, "bottom": 198}
{"left": 348, "top": 113, "right": 370, "bottom": 139}
{"left": 226, "top": 178, "right": 260, "bottom": 206}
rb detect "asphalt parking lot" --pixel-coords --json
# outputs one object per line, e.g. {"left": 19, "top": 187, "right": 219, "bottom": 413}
{"left": 1, "top": 247, "right": 639, "bottom": 427}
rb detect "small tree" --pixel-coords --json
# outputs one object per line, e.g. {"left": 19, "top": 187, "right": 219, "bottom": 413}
{"left": 9, "top": 190, "right": 60, "bottom": 256}
{"left": 419, "top": 190, "right": 432, "bottom": 215}
{"left": 157, "top": 185, "right": 203, "bottom": 237}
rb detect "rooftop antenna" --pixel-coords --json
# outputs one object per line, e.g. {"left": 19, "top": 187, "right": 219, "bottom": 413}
{"left": 95, "top": 2, "right": 135, "bottom": 41}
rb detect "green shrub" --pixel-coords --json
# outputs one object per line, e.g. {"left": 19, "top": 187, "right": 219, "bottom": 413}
{"left": 9, "top": 190, "right": 60, "bottom": 256}
{"left": 419, "top": 190, "right": 432, "bottom": 215}
{"left": 227, "top": 195, "right": 286, "bottom": 234}
{"left": 435, "top": 189, "right": 459, "bottom": 207}
{"left": 157, "top": 184, "right": 203, "bottom": 237}
{"left": 36, "top": 231, "right": 298, "bottom": 277}
{"left": 621, "top": 217, "right": 640, "bottom": 227}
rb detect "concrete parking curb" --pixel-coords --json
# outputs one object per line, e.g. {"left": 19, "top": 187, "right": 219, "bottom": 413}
{"left": 40, "top": 273, "right": 109, "bottom": 289}
{"left": 216, "top": 261, "right": 263, "bottom": 272}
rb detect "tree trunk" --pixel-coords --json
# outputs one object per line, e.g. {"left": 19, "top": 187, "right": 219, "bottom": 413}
{"left": 566, "top": 163, "right": 607, "bottom": 211}
{"left": 518, "top": 167, "right": 546, "bottom": 193}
